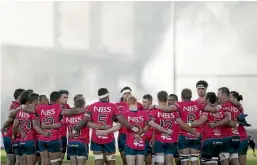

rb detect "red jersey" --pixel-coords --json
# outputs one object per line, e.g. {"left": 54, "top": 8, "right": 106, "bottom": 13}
{"left": 60, "top": 113, "right": 90, "bottom": 144}
{"left": 177, "top": 101, "right": 202, "bottom": 138}
{"left": 150, "top": 108, "right": 180, "bottom": 143}
{"left": 35, "top": 103, "right": 62, "bottom": 141}
{"left": 143, "top": 109, "right": 154, "bottom": 141}
{"left": 3, "top": 101, "right": 21, "bottom": 140}
{"left": 221, "top": 101, "right": 241, "bottom": 137}
{"left": 123, "top": 110, "right": 150, "bottom": 150}
{"left": 60, "top": 104, "right": 71, "bottom": 137}
{"left": 237, "top": 108, "right": 248, "bottom": 140}
{"left": 16, "top": 110, "right": 37, "bottom": 141}
{"left": 87, "top": 101, "right": 120, "bottom": 144}
{"left": 116, "top": 101, "right": 143, "bottom": 135}
{"left": 201, "top": 110, "right": 225, "bottom": 139}
{"left": 195, "top": 98, "right": 207, "bottom": 108}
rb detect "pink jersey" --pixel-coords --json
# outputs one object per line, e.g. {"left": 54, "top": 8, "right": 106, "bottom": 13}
{"left": 60, "top": 113, "right": 90, "bottom": 144}
{"left": 237, "top": 107, "right": 248, "bottom": 140}
{"left": 123, "top": 110, "right": 150, "bottom": 150}
{"left": 177, "top": 101, "right": 202, "bottom": 138}
{"left": 60, "top": 104, "right": 71, "bottom": 137}
{"left": 143, "top": 109, "right": 154, "bottom": 141}
{"left": 195, "top": 98, "right": 207, "bottom": 108}
{"left": 3, "top": 101, "right": 20, "bottom": 138}
{"left": 35, "top": 103, "right": 62, "bottom": 141}
{"left": 150, "top": 108, "right": 180, "bottom": 143}
{"left": 87, "top": 101, "right": 120, "bottom": 144}
{"left": 16, "top": 110, "right": 37, "bottom": 141}
{"left": 116, "top": 101, "right": 144, "bottom": 135}
{"left": 221, "top": 101, "right": 241, "bottom": 137}
{"left": 201, "top": 110, "right": 225, "bottom": 139}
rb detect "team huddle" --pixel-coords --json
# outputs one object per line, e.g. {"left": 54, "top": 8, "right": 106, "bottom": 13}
{"left": 1, "top": 80, "right": 255, "bottom": 165}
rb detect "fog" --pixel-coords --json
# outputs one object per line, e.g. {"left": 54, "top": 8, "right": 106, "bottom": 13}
{"left": 1, "top": 1, "right": 257, "bottom": 130}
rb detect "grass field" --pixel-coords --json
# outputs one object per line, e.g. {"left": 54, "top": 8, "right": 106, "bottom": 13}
{"left": 0, "top": 150, "right": 256, "bottom": 165}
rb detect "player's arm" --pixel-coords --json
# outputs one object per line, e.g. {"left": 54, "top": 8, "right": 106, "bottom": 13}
{"left": 147, "top": 120, "right": 172, "bottom": 135}
{"left": 209, "top": 112, "right": 231, "bottom": 128}
{"left": 96, "top": 123, "right": 122, "bottom": 136}
{"left": 153, "top": 105, "right": 178, "bottom": 113}
{"left": 176, "top": 118, "right": 200, "bottom": 137}
{"left": 20, "top": 104, "right": 35, "bottom": 114}
{"left": 191, "top": 114, "right": 208, "bottom": 127}
{"left": 61, "top": 108, "right": 85, "bottom": 116}
{"left": 1, "top": 118, "right": 14, "bottom": 132}
{"left": 12, "top": 118, "right": 20, "bottom": 138}
{"left": 32, "top": 120, "right": 51, "bottom": 137}
{"left": 74, "top": 113, "right": 91, "bottom": 131}
{"left": 86, "top": 121, "right": 111, "bottom": 130}
{"left": 203, "top": 104, "right": 221, "bottom": 113}
{"left": 228, "top": 98, "right": 242, "bottom": 108}
{"left": 41, "top": 122, "right": 62, "bottom": 129}
{"left": 8, "top": 106, "right": 22, "bottom": 118}
{"left": 143, "top": 124, "right": 150, "bottom": 133}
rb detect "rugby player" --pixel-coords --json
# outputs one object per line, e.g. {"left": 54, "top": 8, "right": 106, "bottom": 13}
{"left": 195, "top": 80, "right": 208, "bottom": 106}
{"left": 148, "top": 91, "right": 200, "bottom": 165}
{"left": 190, "top": 92, "right": 231, "bottom": 165}
{"left": 116, "top": 86, "right": 144, "bottom": 165}
{"left": 73, "top": 88, "right": 144, "bottom": 165}
{"left": 209, "top": 87, "right": 241, "bottom": 165}
{"left": 229, "top": 91, "right": 248, "bottom": 165}
{"left": 167, "top": 94, "right": 180, "bottom": 165}
{"left": 39, "top": 95, "right": 49, "bottom": 105}
{"left": 2, "top": 88, "right": 25, "bottom": 165}
{"left": 142, "top": 94, "right": 154, "bottom": 165}
{"left": 13, "top": 92, "right": 50, "bottom": 165}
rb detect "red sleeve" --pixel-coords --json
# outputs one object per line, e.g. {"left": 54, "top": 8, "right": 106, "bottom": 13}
{"left": 137, "top": 102, "right": 144, "bottom": 110}
{"left": 113, "top": 104, "right": 121, "bottom": 116}
{"left": 9, "top": 102, "right": 20, "bottom": 111}
{"left": 60, "top": 117, "right": 66, "bottom": 126}
{"left": 149, "top": 110, "right": 157, "bottom": 119}
{"left": 30, "top": 113, "right": 36, "bottom": 120}
{"left": 174, "top": 111, "right": 180, "bottom": 119}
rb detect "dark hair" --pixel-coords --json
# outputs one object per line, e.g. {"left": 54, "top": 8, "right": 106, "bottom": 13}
{"left": 143, "top": 94, "right": 153, "bottom": 102}
{"left": 230, "top": 91, "right": 243, "bottom": 102}
{"left": 14, "top": 88, "right": 25, "bottom": 99}
{"left": 75, "top": 99, "right": 85, "bottom": 108}
{"left": 39, "top": 95, "right": 47, "bottom": 101}
{"left": 157, "top": 91, "right": 168, "bottom": 102}
{"left": 169, "top": 94, "right": 178, "bottom": 101}
{"left": 50, "top": 91, "right": 61, "bottom": 103}
{"left": 196, "top": 80, "right": 208, "bottom": 88}
{"left": 27, "top": 93, "right": 39, "bottom": 104}
{"left": 121, "top": 86, "right": 132, "bottom": 93}
{"left": 98, "top": 88, "right": 109, "bottom": 98}
{"left": 74, "top": 94, "right": 84, "bottom": 102}
{"left": 59, "top": 90, "right": 69, "bottom": 95}
{"left": 206, "top": 92, "right": 217, "bottom": 104}
{"left": 218, "top": 87, "right": 230, "bottom": 96}
{"left": 20, "top": 91, "right": 31, "bottom": 105}
{"left": 181, "top": 88, "right": 192, "bottom": 100}
{"left": 26, "top": 89, "right": 34, "bottom": 93}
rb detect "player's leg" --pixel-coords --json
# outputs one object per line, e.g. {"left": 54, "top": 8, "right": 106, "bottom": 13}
{"left": 189, "top": 136, "right": 201, "bottom": 165}
{"left": 20, "top": 142, "right": 28, "bottom": 165}
{"left": 76, "top": 142, "right": 89, "bottom": 165}
{"left": 13, "top": 141, "right": 22, "bottom": 165}
{"left": 136, "top": 154, "right": 145, "bottom": 165}
{"left": 177, "top": 135, "right": 190, "bottom": 165}
{"left": 60, "top": 136, "right": 67, "bottom": 165}
{"left": 219, "top": 137, "right": 230, "bottom": 165}
{"left": 229, "top": 136, "right": 240, "bottom": 165}
{"left": 24, "top": 140, "right": 37, "bottom": 165}
{"left": 165, "top": 143, "right": 178, "bottom": 165}
{"left": 69, "top": 156, "right": 78, "bottom": 165}
{"left": 48, "top": 140, "right": 62, "bottom": 165}
{"left": 124, "top": 145, "right": 136, "bottom": 165}
{"left": 153, "top": 141, "right": 165, "bottom": 165}
{"left": 104, "top": 140, "right": 116, "bottom": 165}
{"left": 201, "top": 139, "right": 214, "bottom": 165}
{"left": 91, "top": 140, "right": 104, "bottom": 165}
{"left": 238, "top": 139, "right": 248, "bottom": 165}
{"left": 67, "top": 141, "right": 77, "bottom": 165}
{"left": 145, "top": 140, "right": 152, "bottom": 165}
{"left": 3, "top": 137, "right": 15, "bottom": 165}
{"left": 210, "top": 138, "right": 222, "bottom": 165}
{"left": 118, "top": 134, "right": 127, "bottom": 165}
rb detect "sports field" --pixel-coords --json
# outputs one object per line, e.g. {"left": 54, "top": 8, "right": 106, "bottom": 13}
{"left": 0, "top": 150, "right": 256, "bottom": 165}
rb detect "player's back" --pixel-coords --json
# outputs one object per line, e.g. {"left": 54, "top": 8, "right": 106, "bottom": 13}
{"left": 35, "top": 103, "right": 62, "bottom": 140}
{"left": 202, "top": 110, "right": 225, "bottom": 139}
{"left": 150, "top": 108, "right": 180, "bottom": 143}
{"left": 88, "top": 101, "right": 120, "bottom": 144}
{"left": 16, "top": 110, "right": 37, "bottom": 141}
{"left": 62, "top": 113, "right": 89, "bottom": 144}
{"left": 177, "top": 101, "right": 202, "bottom": 137}
{"left": 221, "top": 101, "right": 240, "bottom": 137}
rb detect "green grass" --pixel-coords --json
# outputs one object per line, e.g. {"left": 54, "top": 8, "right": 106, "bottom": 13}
{"left": 1, "top": 149, "right": 256, "bottom": 165}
